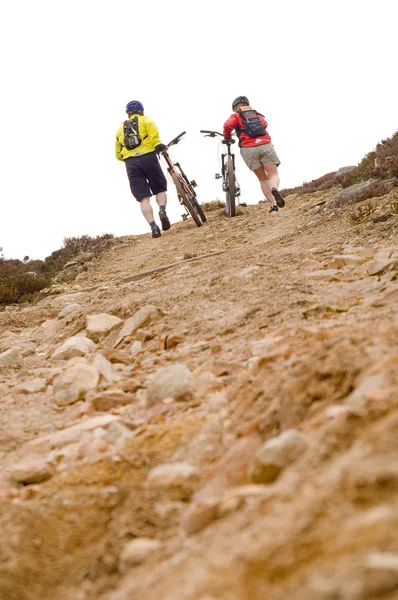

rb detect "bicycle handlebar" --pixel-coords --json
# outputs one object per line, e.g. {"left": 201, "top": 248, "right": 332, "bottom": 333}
{"left": 200, "top": 130, "right": 223, "bottom": 137}
{"left": 166, "top": 131, "right": 186, "bottom": 148}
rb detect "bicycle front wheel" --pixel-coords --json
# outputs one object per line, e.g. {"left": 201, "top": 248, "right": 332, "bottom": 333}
{"left": 194, "top": 200, "right": 207, "bottom": 222}
{"left": 172, "top": 174, "right": 204, "bottom": 227}
{"left": 225, "top": 155, "right": 236, "bottom": 217}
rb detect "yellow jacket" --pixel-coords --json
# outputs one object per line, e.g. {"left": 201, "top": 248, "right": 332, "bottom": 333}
{"left": 115, "top": 114, "right": 162, "bottom": 160}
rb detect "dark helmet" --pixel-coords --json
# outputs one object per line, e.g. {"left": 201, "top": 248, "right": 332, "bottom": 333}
{"left": 232, "top": 96, "right": 250, "bottom": 111}
{"left": 126, "top": 100, "right": 144, "bottom": 114}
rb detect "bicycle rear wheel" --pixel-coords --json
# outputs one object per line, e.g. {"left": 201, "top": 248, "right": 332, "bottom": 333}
{"left": 225, "top": 155, "right": 236, "bottom": 217}
{"left": 172, "top": 174, "right": 204, "bottom": 227}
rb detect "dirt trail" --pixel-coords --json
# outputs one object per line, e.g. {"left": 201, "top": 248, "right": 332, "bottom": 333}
{"left": 0, "top": 187, "right": 397, "bottom": 600}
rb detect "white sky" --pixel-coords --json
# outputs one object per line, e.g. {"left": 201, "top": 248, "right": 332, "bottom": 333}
{"left": 0, "top": 0, "right": 397, "bottom": 260}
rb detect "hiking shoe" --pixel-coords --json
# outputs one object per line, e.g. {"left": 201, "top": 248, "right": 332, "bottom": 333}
{"left": 269, "top": 205, "right": 279, "bottom": 213}
{"left": 159, "top": 209, "right": 171, "bottom": 231}
{"left": 272, "top": 187, "right": 285, "bottom": 208}
{"left": 151, "top": 226, "right": 161, "bottom": 238}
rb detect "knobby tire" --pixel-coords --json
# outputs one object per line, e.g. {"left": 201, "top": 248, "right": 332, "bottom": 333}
{"left": 225, "top": 155, "right": 236, "bottom": 217}
{"left": 172, "top": 174, "right": 203, "bottom": 227}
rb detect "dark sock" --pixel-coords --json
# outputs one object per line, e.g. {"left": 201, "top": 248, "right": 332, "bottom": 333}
{"left": 159, "top": 205, "right": 166, "bottom": 212}
{"left": 149, "top": 221, "right": 157, "bottom": 230}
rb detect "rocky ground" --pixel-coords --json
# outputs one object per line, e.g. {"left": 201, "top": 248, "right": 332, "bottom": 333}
{"left": 0, "top": 184, "right": 397, "bottom": 600}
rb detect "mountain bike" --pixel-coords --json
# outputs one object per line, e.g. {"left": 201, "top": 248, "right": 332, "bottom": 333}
{"left": 160, "top": 132, "right": 206, "bottom": 227}
{"left": 200, "top": 130, "right": 241, "bottom": 217}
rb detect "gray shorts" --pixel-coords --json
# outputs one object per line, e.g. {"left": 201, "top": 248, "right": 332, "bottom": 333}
{"left": 241, "top": 143, "right": 281, "bottom": 171}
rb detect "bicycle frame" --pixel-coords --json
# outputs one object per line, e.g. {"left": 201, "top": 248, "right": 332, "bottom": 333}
{"left": 159, "top": 132, "right": 205, "bottom": 226}
{"left": 200, "top": 130, "right": 241, "bottom": 209}
{"left": 161, "top": 132, "right": 197, "bottom": 207}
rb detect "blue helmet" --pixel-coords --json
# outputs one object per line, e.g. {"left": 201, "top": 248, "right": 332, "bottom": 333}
{"left": 126, "top": 100, "right": 144, "bottom": 114}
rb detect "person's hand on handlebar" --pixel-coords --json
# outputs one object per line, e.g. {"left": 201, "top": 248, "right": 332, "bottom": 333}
{"left": 155, "top": 143, "right": 167, "bottom": 154}
{"left": 222, "top": 138, "right": 235, "bottom": 144}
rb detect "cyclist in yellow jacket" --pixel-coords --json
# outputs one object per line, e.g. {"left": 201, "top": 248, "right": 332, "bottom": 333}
{"left": 115, "top": 100, "right": 170, "bottom": 238}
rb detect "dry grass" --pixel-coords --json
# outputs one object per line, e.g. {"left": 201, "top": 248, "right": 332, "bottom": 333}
{"left": 0, "top": 234, "right": 114, "bottom": 306}
{"left": 282, "top": 129, "right": 398, "bottom": 196}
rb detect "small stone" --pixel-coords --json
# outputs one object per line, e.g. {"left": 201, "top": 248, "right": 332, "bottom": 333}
{"left": 57, "top": 303, "right": 82, "bottom": 319}
{"left": 371, "top": 284, "right": 398, "bottom": 307}
{"left": 146, "top": 363, "right": 194, "bottom": 406}
{"left": 301, "top": 258, "right": 322, "bottom": 268}
{"left": 23, "top": 415, "right": 123, "bottom": 453}
{"left": 181, "top": 498, "right": 220, "bottom": 536}
{"left": 115, "top": 305, "right": 159, "bottom": 347}
{"left": 345, "top": 374, "right": 386, "bottom": 411}
{"left": 90, "top": 390, "right": 136, "bottom": 412}
{"left": 52, "top": 335, "right": 96, "bottom": 360}
{"left": 7, "top": 458, "right": 55, "bottom": 485}
{"left": 86, "top": 313, "right": 123, "bottom": 342}
{"left": 92, "top": 353, "right": 120, "bottom": 383}
{"left": 367, "top": 259, "right": 395, "bottom": 276}
{"left": 135, "top": 328, "right": 154, "bottom": 343}
{"left": 52, "top": 362, "right": 100, "bottom": 406}
{"left": 130, "top": 340, "right": 143, "bottom": 354}
{"left": 324, "top": 405, "right": 350, "bottom": 418}
{"left": 163, "top": 333, "right": 184, "bottom": 350}
{"left": 119, "top": 538, "right": 163, "bottom": 572}
{"left": 249, "top": 429, "right": 308, "bottom": 483}
{"left": 101, "top": 347, "right": 133, "bottom": 365}
{"left": 366, "top": 552, "right": 398, "bottom": 571}
{"left": 238, "top": 265, "right": 260, "bottom": 277}
{"left": 0, "top": 347, "right": 22, "bottom": 368}
{"left": 18, "top": 378, "right": 47, "bottom": 394}
{"left": 147, "top": 462, "right": 199, "bottom": 495}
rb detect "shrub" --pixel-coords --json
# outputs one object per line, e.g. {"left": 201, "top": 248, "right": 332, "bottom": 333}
{"left": 201, "top": 200, "right": 226, "bottom": 212}
{"left": 0, "top": 233, "right": 114, "bottom": 306}
{"left": 282, "top": 129, "right": 397, "bottom": 196}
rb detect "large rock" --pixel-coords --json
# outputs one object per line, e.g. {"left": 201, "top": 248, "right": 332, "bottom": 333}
{"left": 52, "top": 335, "right": 97, "bottom": 360}
{"left": 327, "top": 179, "right": 393, "bottom": 209}
{"left": 336, "top": 165, "right": 355, "bottom": 175}
{"left": 115, "top": 305, "right": 159, "bottom": 347}
{"left": 146, "top": 363, "right": 194, "bottom": 406}
{"left": 249, "top": 429, "right": 308, "bottom": 483}
{"left": 86, "top": 313, "right": 123, "bottom": 342}
{"left": 52, "top": 361, "right": 100, "bottom": 406}
{"left": 119, "top": 538, "right": 163, "bottom": 572}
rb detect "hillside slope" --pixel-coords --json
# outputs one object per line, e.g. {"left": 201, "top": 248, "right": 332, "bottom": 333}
{"left": 0, "top": 186, "right": 397, "bottom": 600}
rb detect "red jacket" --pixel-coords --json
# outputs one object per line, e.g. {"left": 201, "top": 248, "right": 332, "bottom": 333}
{"left": 223, "top": 111, "right": 271, "bottom": 147}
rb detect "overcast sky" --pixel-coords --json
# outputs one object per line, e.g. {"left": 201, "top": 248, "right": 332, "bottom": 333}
{"left": 0, "top": 0, "right": 397, "bottom": 260}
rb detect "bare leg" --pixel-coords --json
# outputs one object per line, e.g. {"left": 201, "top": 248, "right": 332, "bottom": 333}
{"left": 155, "top": 191, "right": 167, "bottom": 208}
{"left": 139, "top": 197, "right": 155, "bottom": 224}
{"left": 264, "top": 164, "right": 280, "bottom": 190}
{"left": 253, "top": 166, "right": 277, "bottom": 205}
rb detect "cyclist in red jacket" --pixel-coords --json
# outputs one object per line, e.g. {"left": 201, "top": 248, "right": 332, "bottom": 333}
{"left": 223, "top": 96, "right": 285, "bottom": 213}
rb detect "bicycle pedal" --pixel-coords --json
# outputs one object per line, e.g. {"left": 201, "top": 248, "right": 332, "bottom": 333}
{"left": 190, "top": 180, "right": 197, "bottom": 188}
{"left": 182, "top": 214, "right": 189, "bottom": 221}
{"left": 215, "top": 173, "right": 222, "bottom": 180}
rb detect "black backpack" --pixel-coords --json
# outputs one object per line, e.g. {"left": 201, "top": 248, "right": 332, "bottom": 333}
{"left": 236, "top": 109, "right": 266, "bottom": 143}
{"left": 123, "top": 116, "right": 142, "bottom": 150}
